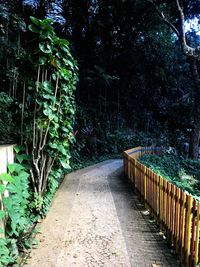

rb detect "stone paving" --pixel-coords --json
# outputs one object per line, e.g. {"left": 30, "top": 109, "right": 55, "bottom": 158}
{"left": 25, "top": 160, "right": 180, "bottom": 267}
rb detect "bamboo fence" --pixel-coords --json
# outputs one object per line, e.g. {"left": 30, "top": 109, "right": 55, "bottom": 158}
{"left": 123, "top": 146, "right": 200, "bottom": 267}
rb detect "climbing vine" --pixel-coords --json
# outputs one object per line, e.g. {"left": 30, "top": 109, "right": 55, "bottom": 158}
{"left": 0, "top": 17, "right": 78, "bottom": 266}
{"left": 27, "top": 17, "right": 78, "bottom": 213}
{"left": 0, "top": 147, "right": 33, "bottom": 266}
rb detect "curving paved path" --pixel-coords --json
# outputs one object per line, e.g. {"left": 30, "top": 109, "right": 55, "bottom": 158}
{"left": 25, "top": 160, "right": 179, "bottom": 267}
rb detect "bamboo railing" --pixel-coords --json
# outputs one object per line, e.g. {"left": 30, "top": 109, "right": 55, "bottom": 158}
{"left": 123, "top": 146, "right": 200, "bottom": 267}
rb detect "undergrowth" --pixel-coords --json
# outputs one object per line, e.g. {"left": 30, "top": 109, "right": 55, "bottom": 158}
{"left": 139, "top": 153, "right": 200, "bottom": 197}
{"left": 70, "top": 153, "right": 121, "bottom": 172}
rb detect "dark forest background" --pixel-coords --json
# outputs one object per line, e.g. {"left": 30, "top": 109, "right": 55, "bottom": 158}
{"left": 1, "top": 2, "right": 200, "bottom": 264}
{"left": 0, "top": 0, "right": 200, "bottom": 160}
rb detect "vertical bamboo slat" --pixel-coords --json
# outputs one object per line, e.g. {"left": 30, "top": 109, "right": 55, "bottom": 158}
{"left": 144, "top": 165, "right": 147, "bottom": 207}
{"left": 195, "top": 202, "right": 200, "bottom": 266}
{"left": 185, "top": 195, "right": 193, "bottom": 266}
{"left": 123, "top": 146, "right": 200, "bottom": 267}
{"left": 190, "top": 199, "right": 196, "bottom": 266}
{"left": 159, "top": 176, "right": 163, "bottom": 223}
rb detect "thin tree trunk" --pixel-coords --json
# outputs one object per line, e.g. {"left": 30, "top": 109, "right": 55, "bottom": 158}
{"left": 21, "top": 82, "right": 26, "bottom": 145}
{"left": 189, "top": 58, "right": 200, "bottom": 158}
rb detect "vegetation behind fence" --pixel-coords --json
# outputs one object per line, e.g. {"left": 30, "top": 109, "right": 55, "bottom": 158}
{"left": 123, "top": 146, "right": 200, "bottom": 267}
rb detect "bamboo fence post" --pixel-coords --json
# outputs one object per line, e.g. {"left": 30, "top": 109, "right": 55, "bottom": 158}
{"left": 195, "top": 202, "right": 200, "bottom": 266}
{"left": 144, "top": 165, "right": 147, "bottom": 208}
{"left": 190, "top": 198, "right": 196, "bottom": 267}
{"left": 123, "top": 146, "right": 200, "bottom": 267}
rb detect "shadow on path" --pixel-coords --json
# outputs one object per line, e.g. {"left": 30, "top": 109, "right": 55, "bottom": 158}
{"left": 108, "top": 167, "right": 180, "bottom": 267}
{"left": 25, "top": 160, "right": 180, "bottom": 267}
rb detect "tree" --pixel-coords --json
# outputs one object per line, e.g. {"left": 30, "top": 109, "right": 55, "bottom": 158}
{"left": 148, "top": 0, "right": 200, "bottom": 158}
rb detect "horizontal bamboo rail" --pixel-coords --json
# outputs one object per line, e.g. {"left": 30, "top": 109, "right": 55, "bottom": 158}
{"left": 123, "top": 146, "right": 200, "bottom": 267}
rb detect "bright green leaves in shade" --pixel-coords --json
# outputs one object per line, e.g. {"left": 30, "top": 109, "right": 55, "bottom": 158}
{"left": 39, "top": 43, "right": 52, "bottom": 54}
{"left": 7, "top": 163, "right": 24, "bottom": 174}
{"left": 0, "top": 148, "right": 31, "bottom": 266}
{"left": 43, "top": 80, "right": 53, "bottom": 92}
{"left": 0, "top": 210, "right": 5, "bottom": 221}
{"left": 60, "top": 68, "right": 71, "bottom": 80}
{"left": 29, "top": 16, "right": 53, "bottom": 30}
{"left": 27, "top": 16, "right": 78, "bottom": 217}
{"left": 15, "top": 154, "right": 31, "bottom": 164}
{"left": 0, "top": 238, "right": 13, "bottom": 267}
{"left": 14, "top": 145, "right": 26, "bottom": 154}
{"left": 38, "top": 56, "right": 47, "bottom": 65}
{"left": 0, "top": 173, "right": 14, "bottom": 183}
{"left": 28, "top": 24, "right": 40, "bottom": 33}
{"left": 60, "top": 160, "right": 70, "bottom": 170}
{"left": 30, "top": 16, "right": 40, "bottom": 26}
{"left": 0, "top": 184, "right": 5, "bottom": 194}
{"left": 3, "top": 163, "right": 31, "bottom": 237}
{"left": 54, "top": 38, "right": 69, "bottom": 46}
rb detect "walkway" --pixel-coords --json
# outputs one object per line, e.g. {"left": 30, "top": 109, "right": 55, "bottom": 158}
{"left": 25, "top": 160, "right": 179, "bottom": 267}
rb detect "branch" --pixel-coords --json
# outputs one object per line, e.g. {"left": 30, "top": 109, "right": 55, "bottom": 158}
{"left": 30, "top": 169, "right": 37, "bottom": 193}
{"left": 33, "top": 66, "right": 41, "bottom": 149}
{"left": 175, "top": 0, "right": 200, "bottom": 59}
{"left": 39, "top": 153, "right": 47, "bottom": 195}
{"left": 21, "top": 81, "right": 26, "bottom": 145}
{"left": 148, "top": 0, "right": 200, "bottom": 59}
{"left": 42, "top": 156, "right": 54, "bottom": 194}
{"left": 175, "top": 0, "right": 187, "bottom": 45}
{"left": 147, "top": 0, "right": 180, "bottom": 38}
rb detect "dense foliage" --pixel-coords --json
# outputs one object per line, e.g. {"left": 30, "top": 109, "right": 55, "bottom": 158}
{"left": 0, "top": 0, "right": 200, "bottom": 265}
{"left": 27, "top": 16, "right": 78, "bottom": 214}
{"left": 1, "top": 1, "right": 199, "bottom": 155}
{"left": 140, "top": 153, "right": 200, "bottom": 197}
{"left": 0, "top": 147, "right": 35, "bottom": 266}
{"left": 0, "top": 13, "right": 77, "bottom": 266}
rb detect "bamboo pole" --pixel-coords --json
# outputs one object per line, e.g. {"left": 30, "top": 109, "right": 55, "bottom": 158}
{"left": 195, "top": 202, "right": 200, "bottom": 266}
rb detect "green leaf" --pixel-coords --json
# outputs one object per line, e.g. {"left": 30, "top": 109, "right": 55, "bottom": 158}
{"left": 51, "top": 73, "right": 57, "bottom": 81}
{"left": 38, "top": 56, "right": 47, "bottom": 65}
{"left": 60, "top": 68, "right": 71, "bottom": 80}
{"left": 66, "top": 60, "right": 74, "bottom": 68}
{"left": 58, "top": 145, "right": 67, "bottom": 155}
{"left": 43, "top": 94, "right": 56, "bottom": 101}
{"left": 43, "top": 107, "right": 52, "bottom": 116}
{"left": 39, "top": 43, "right": 52, "bottom": 54}
{"left": 0, "top": 173, "right": 14, "bottom": 183}
{"left": 14, "top": 145, "right": 26, "bottom": 154}
{"left": 60, "top": 160, "right": 70, "bottom": 170}
{"left": 0, "top": 210, "right": 5, "bottom": 220}
{"left": 28, "top": 24, "right": 40, "bottom": 33}
{"left": 16, "top": 154, "right": 24, "bottom": 164}
{"left": 7, "top": 163, "right": 24, "bottom": 174}
{"left": 40, "top": 29, "right": 53, "bottom": 39}
{"left": 54, "top": 38, "right": 69, "bottom": 46}
{"left": 49, "top": 143, "right": 58, "bottom": 149}
{"left": 30, "top": 16, "right": 40, "bottom": 26}
{"left": 16, "top": 154, "right": 30, "bottom": 164}
{"left": 40, "top": 19, "right": 53, "bottom": 27}
{"left": 0, "top": 185, "right": 5, "bottom": 194}
{"left": 43, "top": 81, "right": 53, "bottom": 92}
{"left": 18, "top": 171, "right": 30, "bottom": 180}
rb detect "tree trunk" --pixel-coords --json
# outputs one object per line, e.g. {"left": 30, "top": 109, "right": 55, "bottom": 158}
{"left": 189, "top": 58, "right": 200, "bottom": 158}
